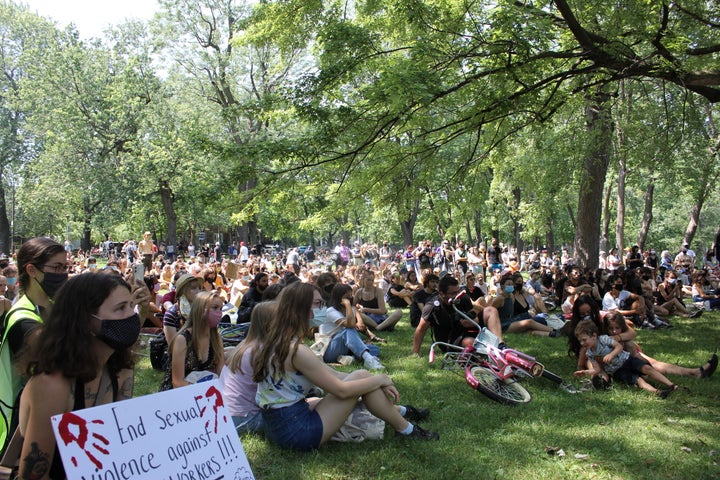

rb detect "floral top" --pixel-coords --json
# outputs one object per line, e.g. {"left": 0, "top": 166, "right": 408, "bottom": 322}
{"left": 256, "top": 352, "right": 315, "bottom": 409}
{"left": 159, "top": 329, "right": 217, "bottom": 391}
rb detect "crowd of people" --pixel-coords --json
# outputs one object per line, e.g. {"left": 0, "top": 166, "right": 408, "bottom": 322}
{"left": 0, "top": 232, "right": 717, "bottom": 477}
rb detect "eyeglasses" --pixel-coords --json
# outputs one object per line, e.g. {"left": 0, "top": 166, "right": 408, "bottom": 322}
{"left": 42, "top": 263, "right": 69, "bottom": 274}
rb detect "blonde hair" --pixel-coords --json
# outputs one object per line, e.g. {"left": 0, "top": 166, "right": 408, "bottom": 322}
{"left": 170, "top": 291, "right": 224, "bottom": 370}
{"left": 229, "top": 301, "right": 276, "bottom": 374}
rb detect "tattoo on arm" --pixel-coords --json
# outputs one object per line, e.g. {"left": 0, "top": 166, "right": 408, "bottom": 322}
{"left": 21, "top": 442, "right": 50, "bottom": 480}
{"left": 119, "top": 375, "right": 134, "bottom": 400}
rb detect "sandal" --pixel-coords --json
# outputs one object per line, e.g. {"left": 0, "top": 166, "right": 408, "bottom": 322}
{"left": 657, "top": 384, "right": 679, "bottom": 399}
{"left": 700, "top": 353, "right": 718, "bottom": 379}
{"left": 370, "top": 334, "right": 387, "bottom": 344}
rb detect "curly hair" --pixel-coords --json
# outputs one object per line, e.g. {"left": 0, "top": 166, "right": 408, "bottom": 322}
{"left": 28, "top": 272, "right": 135, "bottom": 382}
{"left": 251, "top": 282, "right": 316, "bottom": 383}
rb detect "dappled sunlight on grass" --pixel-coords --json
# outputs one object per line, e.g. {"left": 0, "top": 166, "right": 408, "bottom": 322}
{"left": 133, "top": 309, "right": 720, "bottom": 479}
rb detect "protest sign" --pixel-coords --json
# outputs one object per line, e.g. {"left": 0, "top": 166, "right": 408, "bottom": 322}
{"left": 51, "top": 380, "right": 254, "bottom": 480}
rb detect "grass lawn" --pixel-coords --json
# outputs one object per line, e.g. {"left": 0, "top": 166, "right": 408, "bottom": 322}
{"left": 134, "top": 311, "right": 720, "bottom": 480}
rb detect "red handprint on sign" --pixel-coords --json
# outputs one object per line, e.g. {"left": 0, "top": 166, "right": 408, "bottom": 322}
{"left": 57, "top": 412, "right": 109, "bottom": 469}
{"left": 195, "top": 385, "right": 227, "bottom": 434}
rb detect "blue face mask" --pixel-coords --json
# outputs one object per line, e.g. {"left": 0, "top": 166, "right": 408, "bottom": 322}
{"left": 6, "top": 277, "right": 16, "bottom": 286}
{"left": 310, "top": 307, "right": 327, "bottom": 327}
{"left": 504, "top": 285, "right": 515, "bottom": 294}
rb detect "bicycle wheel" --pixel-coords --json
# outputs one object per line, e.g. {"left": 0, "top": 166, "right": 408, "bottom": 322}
{"left": 468, "top": 366, "right": 532, "bottom": 405}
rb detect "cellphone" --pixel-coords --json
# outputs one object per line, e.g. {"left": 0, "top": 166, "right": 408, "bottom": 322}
{"left": 132, "top": 263, "right": 145, "bottom": 283}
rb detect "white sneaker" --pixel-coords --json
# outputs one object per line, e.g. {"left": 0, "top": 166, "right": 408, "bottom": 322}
{"left": 364, "top": 356, "right": 385, "bottom": 370}
{"left": 337, "top": 355, "right": 354, "bottom": 366}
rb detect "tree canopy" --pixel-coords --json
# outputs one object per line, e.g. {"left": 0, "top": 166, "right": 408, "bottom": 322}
{"left": 1, "top": 0, "right": 718, "bottom": 261}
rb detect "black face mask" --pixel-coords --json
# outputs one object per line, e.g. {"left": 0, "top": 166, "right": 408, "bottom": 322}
{"left": 613, "top": 284, "right": 623, "bottom": 291}
{"left": 323, "top": 283, "right": 335, "bottom": 294}
{"left": 37, "top": 271, "right": 69, "bottom": 299}
{"left": 94, "top": 313, "right": 141, "bottom": 350}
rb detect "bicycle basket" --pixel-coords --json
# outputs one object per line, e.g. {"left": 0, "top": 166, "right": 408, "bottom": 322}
{"left": 473, "top": 327, "right": 500, "bottom": 353}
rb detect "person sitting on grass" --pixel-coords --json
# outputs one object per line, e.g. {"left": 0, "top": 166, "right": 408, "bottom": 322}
{"left": 409, "top": 274, "right": 439, "bottom": 328}
{"left": 573, "top": 319, "right": 679, "bottom": 398}
{"left": 387, "top": 272, "right": 415, "bottom": 308}
{"left": 602, "top": 274, "right": 650, "bottom": 329}
{"left": 222, "top": 301, "right": 276, "bottom": 435}
{"left": 354, "top": 270, "right": 402, "bottom": 332}
{"left": 321, "top": 284, "right": 384, "bottom": 370}
{"left": 159, "top": 291, "right": 224, "bottom": 390}
{"left": 603, "top": 312, "right": 717, "bottom": 380}
{"left": 690, "top": 270, "right": 720, "bottom": 310}
{"left": 252, "top": 282, "right": 438, "bottom": 451}
{"left": 656, "top": 269, "right": 694, "bottom": 317}
{"left": 413, "top": 276, "right": 505, "bottom": 355}
{"left": 493, "top": 274, "right": 561, "bottom": 337}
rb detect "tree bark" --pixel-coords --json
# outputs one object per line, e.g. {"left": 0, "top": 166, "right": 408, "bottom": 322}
{"left": 0, "top": 176, "right": 10, "bottom": 255}
{"left": 574, "top": 90, "right": 613, "bottom": 270}
{"left": 399, "top": 199, "right": 419, "bottom": 248}
{"left": 636, "top": 178, "right": 654, "bottom": 250}
{"left": 159, "top": 180, "right": 177, "bottom": 252}
{"left": 600, "top": 181, "right": 613, "bottom": 253}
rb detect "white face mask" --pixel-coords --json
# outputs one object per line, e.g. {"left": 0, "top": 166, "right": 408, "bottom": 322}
{"left": 179, "top": 295, "right": 192, "bottom": 317}
{"left": 667, "top": 278, "right": 677, "bottom": 285}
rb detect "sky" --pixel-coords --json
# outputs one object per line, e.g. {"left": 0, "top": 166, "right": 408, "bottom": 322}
{"left": 21, "top": 0, "right": 160, "bottom": 39}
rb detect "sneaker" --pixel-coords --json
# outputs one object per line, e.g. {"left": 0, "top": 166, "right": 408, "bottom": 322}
{"left": 549, "top": 329, "right": 562, "bottom": 338}
{"left": 640, "top": 320, "right": 657, "bottom": 330}
{"left": 395, "top": 424, "right": 439, "bottom": 440}
{"left": 403, "top": 405, "right": 430, "bottom": 422}
{"left": 688, "top": 308, "right": 703, "bottom": 318}
{"left": 364, "top": 356, "right": 385, "bottom": 370}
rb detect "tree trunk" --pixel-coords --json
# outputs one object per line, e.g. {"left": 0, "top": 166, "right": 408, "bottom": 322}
{"left": 574, "top": 90, "right": 613, "bottom": 270}
{"left": 512, "top": 187, "right": 521, "bottom": 251}
{"left": 600, "top": 181, "right": 613, "bottom": 253}
{"left": 0, "top": 176, "right": 11, "bottom": 255}
{"left": 159, "top": 180, "right": 177, "bottom": 251}
{"left": 636, "top": 178, "right": 654, "bottom": 250}
{"left": 399, "top": 199, "right": 419, "bottom": 248}
{"left": 473, "top": 210, "right": 482, "bottom": 247}
{"left": 615, "top": 81, "right": 628, "bottom": 252}
{"left": 81, "top": 197, "right": 101, "bottom": 251}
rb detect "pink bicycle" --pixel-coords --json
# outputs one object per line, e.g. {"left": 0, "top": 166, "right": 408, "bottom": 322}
{"left": 429, "top": 300, "right": 574, "bottom": 405}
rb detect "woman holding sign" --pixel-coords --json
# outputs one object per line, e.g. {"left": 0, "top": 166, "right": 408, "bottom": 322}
{"left": 252, "top": 282, "right": 439, "bottom": 451}
{"left": 16, "top": 272, "right": 148, "bottom": 479}
{"left": 159, "top": 291, "right": 225, "bottom": 391}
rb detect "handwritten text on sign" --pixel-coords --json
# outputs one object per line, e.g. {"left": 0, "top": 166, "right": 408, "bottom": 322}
{"left": 51, "top": 380, "right": 254, "bottom": 480}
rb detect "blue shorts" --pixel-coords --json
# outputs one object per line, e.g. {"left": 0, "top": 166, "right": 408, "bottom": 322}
{"left": 262, "top": 400, "right": 323, "bottom": 451}
{"left": 232, "top": 412, "right": 264, "bottom": 435}
{"left": 366, "top": 313, "right": 388, "bottom": 325}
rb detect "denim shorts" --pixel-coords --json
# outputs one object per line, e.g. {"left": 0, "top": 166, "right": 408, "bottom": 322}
{"left": 232, "top": 412, "right": 264, "bottom": 435}
{"left": 262, "top": 400, "right": 323, "bottom": 451}
{"left": 367, "top": 313, "right": 387, "bottom": 324}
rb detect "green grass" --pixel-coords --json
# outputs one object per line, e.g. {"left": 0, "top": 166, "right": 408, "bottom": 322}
{"left": 134, "top": 311, "right": 720, "bottom": 480}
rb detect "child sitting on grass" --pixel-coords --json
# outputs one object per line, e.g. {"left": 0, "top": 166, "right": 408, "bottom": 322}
{"left": 573, "top": 319, "right": 679, "bottom": 398}
{"left": 603, "top": 312, "right": 717, "bottom": 379}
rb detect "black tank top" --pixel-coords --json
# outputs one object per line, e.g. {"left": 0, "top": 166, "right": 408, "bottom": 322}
{"left": 50, "top": 375, "right": 118, "bottom": 479}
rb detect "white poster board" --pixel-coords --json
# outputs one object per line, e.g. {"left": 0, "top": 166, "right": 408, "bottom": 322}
{"left": 51, "top": 380, "right": 254, "bottom": 480}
